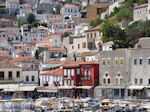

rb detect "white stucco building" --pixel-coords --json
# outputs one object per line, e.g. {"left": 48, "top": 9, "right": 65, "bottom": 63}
{"left": 40, "top": 69, "right": 63, "bottom": 86}
{"left": 134, "top": 3, "right": 148, "bottom": 21}
{"left": 6, "top": 0, "right": 19, "bottom": 10}
{"left": 60, "top": 4, "right": 81, "bottom": 18}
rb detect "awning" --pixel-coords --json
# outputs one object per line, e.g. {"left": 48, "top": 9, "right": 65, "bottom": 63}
{"left": 58, "top": 86, "right": 75, "bottom": 89}
{"left": 37, "top": 89, "right": 58, "bottom": 93}
{"left": 76, "top": 86, "right": 93, "bottom": 89}
{"left": 145, "top": 86, "right": 150, "bottom": 88}
{"left": 128, "top": 86, "right": 144, "bottom": 90}
{"left": 3, "top": 86, "right": 36, "bottom": 92}
{"left": 95, "top": 86, "right": 125, "bottom": 89}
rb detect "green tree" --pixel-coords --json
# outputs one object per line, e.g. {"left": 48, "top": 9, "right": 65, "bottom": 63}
{"left": 64, "top": 16, "right": 70, "bottom": 20}
{"left": 18, "top": 19, "right": 26, "bottom": 27}
{"left": 100, "top": 20, "right": 127, "bottom": 49}
{"left": 35, "top": 50, "right": 39, "bottom": 60}
{"left": 27, "top": 13, "right": 36, "bottom": 24}
{"left": 126, "top": 20, "right": 150, "bottom": 47}
{"left": 89, "top": 18, "right": 102, "bottom": 28}
{"left": 55, "top": 5, "right": 61, "bottom": 14}
{"left": 138, "top": 0, "right": 148, "bottom": 5}
{"left": 32, "top": 21, "right": 39, "bottom": 27}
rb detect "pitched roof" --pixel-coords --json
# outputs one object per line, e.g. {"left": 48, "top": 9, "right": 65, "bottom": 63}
{"left": 44, "top": 35, "right": 61, "bottom": 40}
{"left": 85, "top": 24, "right": 101, "bottom": 32}
{"left": 77, "top": 52, "right": 99, "bottom": 57}
{"left": 15, "top": 49, "right": 30, "bottom": 54}
{"left": 48, "top": 18, "right": 62, "bottom": 20}
{"left": 64, "top": 4, "right": 78, "bottom": 8}
{"left": 8, "top": 0, "right": 19, "bottom": 2}
{"left": 47, "top": 47, "right": 65, "bottom": 51}
{"left": 102, "top": 41, "right": 114, "bottom": 45}
{"left": 89, "top": 3, "right": 111, "bottom": 8}
{"left": 40, "top": 69, "right": 63, "bottom": 76}
{"left": 9, "top": 56, "right": 38, "bottom": 63}
{"left": 0, "top": 63, "right": 20, "bottom": 68}
{"left": 63, "top": 61, "right": 83, "bottom": 67}
{"left": 134, "top": 3, "right": 148, "bottom": 9}
{"left": 39, "top": 39, "right": 51, "bottom": 44}
{"left": 21, "top": 3, "right": 30, "bottom": 6}
{"left": 45, "top": 60, "right": 73, "bottom": 64}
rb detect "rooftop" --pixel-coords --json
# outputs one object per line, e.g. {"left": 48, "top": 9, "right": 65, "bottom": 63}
{"left": 40, "top": 68, "right": 63, "bottom": 76}
{"left": 89, "top": 3, "right": 111, "bottom": 9}
{"left": 77, "top": 52, "right": 99, "bottom": 57}
{"left": 134, "top": 3, "right": 148, "bottom": 9}
{"left": 0, "top": 63, "right": 20, "bottom": 68}
{"left": 9, "top": 56, "right": 38, "bottom": 63}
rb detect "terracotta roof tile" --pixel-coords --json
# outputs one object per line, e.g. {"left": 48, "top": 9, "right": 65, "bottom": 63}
{"left": 85, "top": 24, "right": 101, "bottom": 32}
{"left": 39, "top": 39, "right": 51, "bottom": 44}
{"left": 134, "top": 3, "right": 148, "bottom": 9}
{"left": 40, "top": 69, "right": 63, "bottom": 76}
{"left": 102, "top": 41, "right": 114, "bottom": 45}
{"left": 77, "top": 52, "right": 99, "bottom": 57}
{"left": 9, "top": 56, "right": 38, "bottom": 63}
{"left": 0, "top": 63, "right": 20, "bottom": 68}
{"left": 89, "top": 3, "right": 111, "bottom": 8}
{"left": 64, "top": 4, "right": 78, "bottom": 8}
{"left": 47, "top": 47, "right": 65, "bottom": 51}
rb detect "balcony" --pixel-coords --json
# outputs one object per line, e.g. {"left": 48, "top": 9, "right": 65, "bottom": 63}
{"left": 80, "top": 76, "right": 91, "bottom": 80}
{"left": 0, "top": 78, "right": 18, "bottom": 84}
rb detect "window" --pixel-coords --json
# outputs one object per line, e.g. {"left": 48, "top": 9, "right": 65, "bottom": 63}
{"left": 103, "top": 79, "right": 106, "bottom": 84}
{"left": 116, "top": 78, "right": 118, "bottom": 84}
{"left": 72, "top": 45, "right": 74, "bottom": 49}
{"left": 87, "top": 34, "right": 89, "bottom": 38}
{"left": 92, "top": 10, "right": 94, "bottom": 14}
{"left": 139, "top": 58, "right": 142, "bottom": 65}
{"left": 89, "top": 10, "right": 90, "bottom": 14}
{"left": 120, "top": 78, "right": 123, "bottom": 84}
{"left": 8, "top": 71, "right": 12, "bottom": 79}
{"left": 71, "top": 80, "right": 74, "bottom": 86}
{"left": 71, "top": 69, "right": 74, "bottom": 76}
{"left": 84, "top": 68, "right": 87, "bottom": 77}
{"left": 32, "top": 76, "right": 34, "bottom": 81}
{"left": 77, "top": 69, "right": 80, "bottom": 75}
{"left": 16, "top": 71, "right": 20, "bottom": 78}
{"left": 68, "top": 69, "right": 71, "bottom": 78}
{"left": 94, "top": 33, "right": 96, "bottom": 37}
{"left": 135, "top": 78, "right": 138, "bottom": 84}
{"left": 68, "top": 80, "right": 70, "bottom": 86}
{"left": 64, "top": 69, "right": 67, "bottom": 76}
{"left": 108, "top": 59, "right": 111, "bottom": 66}
{"left": 102, "top": 60, "right": 105, "bottom": 66}
{"left": 108, "top": 78, "right": 110, "bottom": 84}
{"left": 26, "top": 76, "right": 29, "bottom": 82}
{"left": 88, "top": 68, "right": 91, "bottom": 77}
{"left": 148, "top": 79, "right": 150, "bottom": 85}
{"left": 140, "top": 78, "right": 143, "bottom": 84}
{"left": 134, "top": 59, "right": 137, "bottom": 65}
{"left": 64, "top": 80, "right": 67, "bottom": 86}
{"left": 148, "top": 59, "right": 150, "bottom": 65}
{"left": 120, "top": 59, "right": 123, "bottom": 66}
{"left": 78, "top": 44, "right": 80, "bottom": 49}
{"left": 91, "top": 33, "right": 92, "bottom": 38}
{"left": 115, "top": 59, "right": 118, "bottom": 66}
{"left": 82, "top": 43, "right": 86, "bottom": 48}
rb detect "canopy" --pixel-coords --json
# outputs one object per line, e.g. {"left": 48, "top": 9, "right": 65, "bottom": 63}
{"left": 128, "top": 86, "right": 144, "bottom": 90}
{"left": 37, "top": 89, "right": 58, "bottom": 93}
{"left": 58, "top": 86, "right": 75, "bottom": 89}
{"left": 95, "top": 86, "right": 125, "bottom": 89}
{"left": 3, "top": 86, "right": 36, "bottom": 92}
{"left": 76, "top": 86, "right": 93, "bottom": 89}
